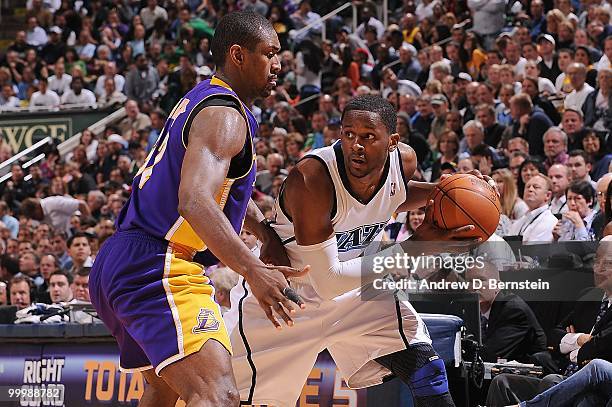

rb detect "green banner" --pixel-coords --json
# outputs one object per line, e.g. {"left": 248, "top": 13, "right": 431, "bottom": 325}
{"left": 0, "top": 108, "right": 115, "bottom": 153}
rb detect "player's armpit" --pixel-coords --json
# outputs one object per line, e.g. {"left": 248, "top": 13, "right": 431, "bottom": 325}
{"left": 283, "top": 158, "right": 335, "bottom": 246}
{"left": 398, "top": 181, "right": 436, "bottom": 212}
{"left": 396, "top": 143, "right": 434, "bottom": 212}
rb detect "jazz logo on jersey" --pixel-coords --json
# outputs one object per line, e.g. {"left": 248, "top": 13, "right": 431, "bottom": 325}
{"left": 336, "top": 222, "right": 387, "bottom": 252}
{"left": 192, "top": 308, "right": 220, "bottom": 334}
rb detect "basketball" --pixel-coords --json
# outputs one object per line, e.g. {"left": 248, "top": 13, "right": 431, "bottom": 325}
{"left": 429, "top": 174, "right": 501, "bottom": 241}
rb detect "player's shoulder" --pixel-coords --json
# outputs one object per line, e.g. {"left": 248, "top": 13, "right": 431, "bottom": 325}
{"left": 284, "top": 155, "right": 334, "bottom": 202}
{"left": 291, "top": 155, "right": 333, "bottom": 188}
{"left": 397, "top": 142, "right": 416, "bottom": 158}
{"left": 397, "top": 142, "right": 417, "bottom": 180}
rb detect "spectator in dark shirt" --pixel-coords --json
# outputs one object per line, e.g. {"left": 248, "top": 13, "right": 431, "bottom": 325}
{"left": 0, "top": 164, "right": 36, "bottom": 211}
{"left": 411, "top": 94, "right": 434, "bottom": 137}
{"left": 537, "top": 34, "right": 561, "bottom": 83}
{"left": 476, "top": 103, "right": 505, "bottom": 148}
{"left": 66, "top": 162, "right": 97, "bottom": 197}
{"left": 40, "top": 26, "right": 66, "bottom": 65}
{"left": 466, "top": 265, "right": 547, "bottom": 363}
{"left": 511, "top": 93, "right": 553, "bottom": 157}
{"left": 124, "top": 53, "right": 160, "bottom": 107}
{"left": 521, "top": 76, "right": 561, "bottom": 125}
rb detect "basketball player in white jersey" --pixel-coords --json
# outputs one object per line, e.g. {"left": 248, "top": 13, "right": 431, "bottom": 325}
{"left": 225, "top": 95, "right": 483, "bottom": 407}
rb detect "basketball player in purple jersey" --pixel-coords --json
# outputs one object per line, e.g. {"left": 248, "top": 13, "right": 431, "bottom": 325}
{"left": 89, "top": 11, "right": 307, "bottom": 406}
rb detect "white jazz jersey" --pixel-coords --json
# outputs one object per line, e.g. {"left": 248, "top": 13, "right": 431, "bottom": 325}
{"left": 273, "top": 141, "right": 408, "bottom": 285}
{"left": 224, "top": 142, "right": 431, "bottom": 407}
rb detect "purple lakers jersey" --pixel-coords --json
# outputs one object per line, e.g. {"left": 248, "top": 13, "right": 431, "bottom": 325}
{"left": 117, "top": 76, "right": 258, "bottom": 264}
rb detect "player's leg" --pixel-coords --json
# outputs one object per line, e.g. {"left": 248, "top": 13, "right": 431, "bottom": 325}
{"left": 226, "top": 278, "right": 325, "bottom": 406}
{"left": 327, "top": 289, "right": 454, "bottom": 406}
{"left": 375, "top": 344, "right": 456, "bottom": 407}
{"left": 159, "top": 339, "right": 240, "bottom": 406}
{"left": 140, "top": 369, "right": 180, "bottom": 407}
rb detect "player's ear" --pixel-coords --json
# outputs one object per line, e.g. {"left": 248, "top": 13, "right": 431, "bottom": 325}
{"left": 228, "top": 45, "right": 245, "bottom": 66}
{"left": 388, "top": 133, "right": 400, "bottom": 152}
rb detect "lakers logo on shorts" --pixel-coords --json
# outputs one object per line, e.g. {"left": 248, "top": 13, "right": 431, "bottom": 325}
{"left": 192, "top": 308, "right": 220, "bottom": 334}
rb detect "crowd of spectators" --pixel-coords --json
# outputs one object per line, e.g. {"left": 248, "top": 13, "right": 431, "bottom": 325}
{"left": 0, "top": 0, "right": 611, "bottom": 403}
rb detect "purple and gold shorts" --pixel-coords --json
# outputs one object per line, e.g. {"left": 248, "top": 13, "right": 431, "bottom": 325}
{"left": 90, "top": 230, "right": 231, "bottom": 375}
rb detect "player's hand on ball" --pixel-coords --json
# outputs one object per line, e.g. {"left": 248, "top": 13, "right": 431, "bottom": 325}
{"left": 461, "top": 170, "right": 500, "bottom": 197}
{"left": 408, "top": 199, "right": 482, "bottom": 253}
{"left": 246, "top": 264, "right": 310, "bottom": 330}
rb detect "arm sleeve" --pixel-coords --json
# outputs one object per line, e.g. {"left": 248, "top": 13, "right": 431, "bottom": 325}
{"left": 294, "top": 236, "right": 403, "bottom": 300}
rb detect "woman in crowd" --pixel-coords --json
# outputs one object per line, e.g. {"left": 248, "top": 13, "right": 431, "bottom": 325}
{"left": 524, "top": 61, "right": 556, "bottom": 96}
{"left": 79, "top": 129, "right": 99, "bottom": 162}
{"left": 394, "top": 208, "right": 426, "bottom": 242}
{"left": 554, "top": 180, "right": 598, "bottom": 241}
{"left": 493, "top": 168, "right": 529, "bottom": 220}
{"left": 285, "top": 132, "right": 305, "bottom": 162}
{"left": 493, "top": 168, "right": 529, "bottom": 236}
{"left": 582, "top": 130, "right": 612, "bottom": 181}
{"left": 464, "top": 32, "right": 486, "bottom": 80}
{"left": 430, "top": 130, "right": 459, "bottom": 182}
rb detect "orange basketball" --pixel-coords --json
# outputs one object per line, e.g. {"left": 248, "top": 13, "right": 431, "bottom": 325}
{"left": 429, "top": 174, "right": 501, "bottom": 241}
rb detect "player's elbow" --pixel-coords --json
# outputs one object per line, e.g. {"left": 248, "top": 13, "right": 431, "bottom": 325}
{"left": 177, "top": 191, "right": 200, "bottom": 220}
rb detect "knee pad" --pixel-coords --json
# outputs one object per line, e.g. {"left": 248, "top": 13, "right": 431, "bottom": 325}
{"left": 410, "top": 357, "right": 449, "bottom": 398}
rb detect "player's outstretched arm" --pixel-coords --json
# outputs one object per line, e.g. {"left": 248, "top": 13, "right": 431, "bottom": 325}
{"left": 395, "top": 143, "right": 438, "bottom": 212}
{"left": 179, "top": 106, "right": 306, "bottom": 328}
{"left": 395, "top": 142, "right": 498, "bottom": 212}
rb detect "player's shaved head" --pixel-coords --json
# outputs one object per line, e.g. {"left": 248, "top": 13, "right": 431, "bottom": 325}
{"left": 342, "top": 95, "right": 397, "bottom": 134}
{"left": 211, "top": 11, "right": 276, "bottom": 67}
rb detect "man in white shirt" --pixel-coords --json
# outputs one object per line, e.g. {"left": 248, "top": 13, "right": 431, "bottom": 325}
{"left": 97, "top": 77, "right": 127, "bottom": 107}
{"left": 548, "top": 164, "right": 570, "bottom": 215}
{"left": 139, "top": 0, "right": 168, "bottom": 30}
{"left": 25, "top": 16, "right": 47, "bottom": 47}
{"left": 595, "top": 36, "right": 612, "bottom": 70}
{"left": 509, "top": 174, "right": 558, "bottom": 243}
{"left": 48, "top": 61, "right": 72, "bottom": 95}
{"left": 94, "top": 62, "right": 125, "bottom": 97}
{"left": 29, "top": 77, "right": 60, "bottom": 108}
{"left": 290, "top": 0, "right": 322, "bottom": 42}
{"left": 0, "top": 84, "right": 21, "bottom": 111}
{"left": 564, "top": 62, "right": 594, "bottom": 110}
{"left": 60, "top": 77, "right": 96, "bottom": 108}
{"left": 503, "top": 40, "right": 527, "bottom": 78}
{"left": 20, "top": 196, "right": 91, "bottom": 235}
